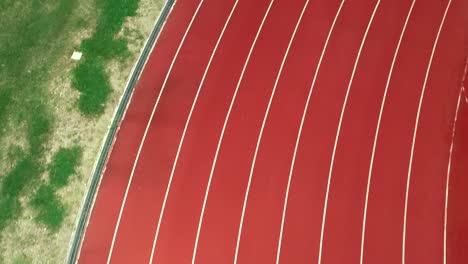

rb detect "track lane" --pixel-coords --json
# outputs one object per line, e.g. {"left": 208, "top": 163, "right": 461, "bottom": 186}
{"left": 362, "top": 0, "right": 452, "bottom": 263}
{"left": 318, "top": 0, "right": 382, "bottom": 261}
{"left": 190, "top": 0, "right": 276, "bottom": 262}
{"left": 78, "top": 0, "right": 468, "bottom": 262}
{"left": 144, "top": 0, "right": 271, "bottom": 263}
{"left": 147, "top": 0, "right": 241, "bottom": 261}
{"left": 190, "top": 0, "right": 312, "bottom": 262}
{"left": 360, "top": 1, "right": 417, "bottom": 262}
{"left": 77, "top": 0, "right": 203, "bottom": 262}
{"left": 274, "top": 1, "right": 378, "bottom": 262}
{"left": 233, "top": 0, "right": 311, "bottom": 261}
{"left": 447, "top": 87, "right": 468, "bottom": 264}
{"left": 106, "top": 0, "right": 238, "bottom": 262}
{"left": 404, "top": 0, "right": 466, "bottom": 262}
{"left": 445, "top": 86, "right": 465, "bottom": 264}
{"left": 232, "top": 0, "right": 344, "bottom": 263}
{"left": 276, "top": 1, "right": 345, "bottom": 263}
{"left": 319, "top": 1, "right": 417, "bottom": 263}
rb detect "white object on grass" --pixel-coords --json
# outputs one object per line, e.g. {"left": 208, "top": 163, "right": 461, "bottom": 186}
{"left": 71, "top": 51, "right": 82, "bottom": 61}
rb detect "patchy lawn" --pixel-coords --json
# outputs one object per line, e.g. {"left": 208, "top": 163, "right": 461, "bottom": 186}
{"left": 0, "top": 0, "right": 165, "bottom": 262}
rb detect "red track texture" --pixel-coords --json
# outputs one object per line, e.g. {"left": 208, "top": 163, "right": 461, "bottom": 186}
{"left": 78, "top": 0, "right": 468, "bottom": 263}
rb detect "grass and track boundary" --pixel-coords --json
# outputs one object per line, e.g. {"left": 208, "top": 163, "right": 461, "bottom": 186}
{"left": 66, "top": 0, "right": 176, "bottom": 262}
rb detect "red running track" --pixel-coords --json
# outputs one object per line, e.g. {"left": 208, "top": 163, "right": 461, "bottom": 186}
{"left": 77, "top": 0, "right": 468, "bottom": 263}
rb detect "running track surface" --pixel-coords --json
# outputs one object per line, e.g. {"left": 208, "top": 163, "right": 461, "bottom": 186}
{"left": 77, "top": 0, "right": 468, "bottom": 263}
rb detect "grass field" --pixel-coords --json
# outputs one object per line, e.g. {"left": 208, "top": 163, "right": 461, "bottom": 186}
{"left": 0, "top": 0, "right": 165, "bottom": 262}
{"left": 72, "top": 0, "right": 139, "bottom": 116}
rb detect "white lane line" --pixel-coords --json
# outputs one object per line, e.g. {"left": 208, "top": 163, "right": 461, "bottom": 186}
{"left": 359, "top": 1, "right": 416, "bottom": 263}
{"left": 317, "top": 1, "right": 381, "bottom": 263}
{"left": 148, "top": 0, "right": 240, "bottom": 263}
{"left": 464, "top": 86, "right": 468, "bottom": 104}
{"left": 233, "top": 1, "right": 311, "bottom": 263}
{"left": 275, "top": 1, "right": 345, "bottom": 263}
{"left": 462, "top": 60, "right": 468, "bottom": 104}
{"left": 402, "top": 1, "right": 452, "bottom": 263}
{"left": 444, "top": 86, "right": 463, "bottom": 264}
{"left": 191, "top": 0, "right": 276, "bottom": 263}
{"left": 106, "top": 1, "right": 206, "bottom": 263}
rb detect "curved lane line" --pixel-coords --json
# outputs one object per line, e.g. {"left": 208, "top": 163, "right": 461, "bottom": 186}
{"left": 275, "top": 1, "right": 346, "bottom": 263}
{"left": 106, "top": 1, "right": 207, "bottom": 263}
{"left": 317, "top": 1, "right": 381, "bottom": 263}
{"left": 191, "top": 0, "right": 277, "bottom": 263}
{"left": 192, "top": 0, "right": 275, "bottom": 263}
{"left": 444, "top": 87, "right": 463, "bottom": 264}
{"left": 401, "top": 1, "right": 452, "bottom": 263}
{"left": 464, "top": 86, "right": 468, "bottom": 104}
{"left": 359, "top": 1, "right": 417, "bottom": 263}
{"left": 233, "top": 1, "right": 311, "bottom": 263}
{"left": 146, "top": 0, "right": 241, "bottom": 263}
{"left": 462, "top": 61, "right": 468, "bottom": 103}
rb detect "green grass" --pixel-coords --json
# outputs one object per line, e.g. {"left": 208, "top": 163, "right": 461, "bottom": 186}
{"left": 29, "top": 146, "right": 82, "bottom": 231}
{"left": 74, "top": 17, "right": 89, "bottom": 29}
{"left": 2, "top": 158, "right": 41, "bottom": 198}
{"left": 12, "top": 254, "right": 32, "bottom": 264}
{"left": 0, "top": 0, "right": 153, "bottom": 261}
{"left": 72, "top": 58, "right": 112, "bottom": 115}
{"left": 27, "top": 104, "right": 52, "bottom": 157}
{"left": 0, "top": 0, "right": 142, "bottom": 237}
{"left": 72, "top": 0, "right": 140, "bottom": 116}
{"left": 0, "top": 0, "right": 77, "bottom": 232}
{"left": 0, "top": 157, "right": 41, "bottom": 230}
{"left": 31, "top": 185, "right": 66, "bottom": 231}
{"left": 49, "top": 147, "right": 83, "bottom": 188}
{"left": 0, "top": 197, "right": 20, "bottom": 232}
